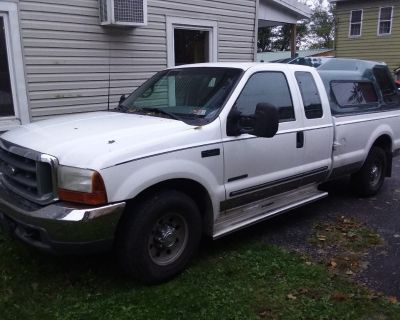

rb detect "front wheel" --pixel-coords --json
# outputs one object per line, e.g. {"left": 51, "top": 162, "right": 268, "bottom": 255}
{"left": 351, "top": 146, "right": 387, "bottom": 196}
{"left": 116, "top": 190, "right": 202, "bottom": 284}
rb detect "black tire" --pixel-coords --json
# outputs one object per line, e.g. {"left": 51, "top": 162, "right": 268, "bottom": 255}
{"left": 116, "top": 190, "right": 202, "bottom": 284}
{"left": 351, "top": 146, "right": 387, "bottom": 197}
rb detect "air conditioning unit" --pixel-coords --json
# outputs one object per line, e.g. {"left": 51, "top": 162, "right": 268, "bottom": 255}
{"left": 99, "top": 0, "right": 147, "bottom": 27}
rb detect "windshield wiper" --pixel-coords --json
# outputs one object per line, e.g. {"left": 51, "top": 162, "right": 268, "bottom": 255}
{"left": 114, "top": 104, "right": 128, "bottom": 112}
{"left": 140, "top": 107, "right": 182, "bottom": 121}
{"left": 114, "top": 105, "right": 182, "bottom": 121}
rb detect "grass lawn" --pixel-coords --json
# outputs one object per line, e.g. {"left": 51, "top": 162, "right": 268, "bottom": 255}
{"left": 1, "top": 230, "right": 399, "bottom": 320}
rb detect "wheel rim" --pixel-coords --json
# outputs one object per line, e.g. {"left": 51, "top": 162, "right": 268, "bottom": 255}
{"left": 148, "top": 212, "right": 188, "bottom": 266}
{"left": 369, "top": 160, "right": 383, "bottom": 188}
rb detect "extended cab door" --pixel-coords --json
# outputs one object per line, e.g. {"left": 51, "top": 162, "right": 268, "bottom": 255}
{"left": 221, "top": 65, "right": 307, "bottom": 212}
{"left": 292, "top": 69, "right": 334, "bottom": 183}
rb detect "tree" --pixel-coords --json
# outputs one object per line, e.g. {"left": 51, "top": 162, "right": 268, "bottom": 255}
{"left": 256, "top": 0, "right": 334, "bottom": 52}
{"left": 257, "top": 27, "right": 273, "bottom": 52}
{"left": 271, "top": 23, "right": 308, "bottom": 51}
{"left": 308, "top": 1, "right": 335, "bottom": 48}
{"left": 273, "top": 24, "right": 292, "bottom": 51}
{"left": 258, "top": 23, "right": 308, "bottom": 52}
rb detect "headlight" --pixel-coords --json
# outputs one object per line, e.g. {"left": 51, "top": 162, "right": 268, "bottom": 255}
{"left": 57, "top": 166, "right": 108, "bottom": 205}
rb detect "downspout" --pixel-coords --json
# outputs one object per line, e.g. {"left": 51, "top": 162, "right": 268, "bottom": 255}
{"left": 254, "top": 0, "right": 260, "bottom": 61}
{"left": 107, "top": 38, "right": 111, "bottom": 111}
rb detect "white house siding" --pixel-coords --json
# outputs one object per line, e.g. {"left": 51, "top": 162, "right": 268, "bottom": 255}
{"left": 18, "top": 0, "right": 257, "bottom": 120}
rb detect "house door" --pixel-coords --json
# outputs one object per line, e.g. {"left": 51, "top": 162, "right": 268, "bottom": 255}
{"left": 0, "top": 16, "right": 15, "bottom": 118}
{"left": 0, "top": 3, "right": 29, "bottom": 131}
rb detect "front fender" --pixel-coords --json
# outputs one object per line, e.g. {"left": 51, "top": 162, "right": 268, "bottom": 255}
{"left": 100, "top": 152, "right": 225, "bottom": 218}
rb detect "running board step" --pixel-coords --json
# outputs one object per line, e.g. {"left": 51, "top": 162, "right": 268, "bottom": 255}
{"left": 213, "top": 184, "right": 328, "bottom": 239}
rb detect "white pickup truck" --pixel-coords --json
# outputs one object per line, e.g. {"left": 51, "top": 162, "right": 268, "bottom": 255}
{"left": 0, "top": 59, "right": 399, "bottom": 283}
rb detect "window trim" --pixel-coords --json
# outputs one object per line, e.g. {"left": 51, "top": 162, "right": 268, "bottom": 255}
{"left": 0, "top": 2, "right": 30, "bottom": 131}
{"left": 348, "top": 9, "right": 363, "bottom": 38}
{"left": 166, "top": 17, "right": 218, "bottom": 68}
{"left": 377, "top": 6, "right": 393, "bottom": 36}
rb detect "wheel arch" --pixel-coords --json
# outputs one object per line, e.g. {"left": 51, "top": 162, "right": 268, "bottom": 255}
{"left": 119, "top": 178, "right": 215, "bottom": 237}
{"left": 371, "top": 134, "right": 393, "bottom": 177}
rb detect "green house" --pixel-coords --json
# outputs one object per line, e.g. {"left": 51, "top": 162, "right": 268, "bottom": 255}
{"left": 331, "top": 0, "right": 399, "bottom": 76}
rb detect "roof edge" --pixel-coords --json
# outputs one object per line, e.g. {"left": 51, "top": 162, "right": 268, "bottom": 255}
{"left": 272, "top": 0, "right": 312, "bottom": 18}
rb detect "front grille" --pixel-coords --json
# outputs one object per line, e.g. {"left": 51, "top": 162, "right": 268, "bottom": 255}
{"left": 0, "top": 140, "right": 58, "bottom": 205}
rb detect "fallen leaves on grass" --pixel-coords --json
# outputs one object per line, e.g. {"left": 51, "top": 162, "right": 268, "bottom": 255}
{"left": 309, "top": 216, "right": 384, "bottom": 278}
{"left": 287, "top": 293, "right": 297, "bottom": 300}
{"left": 330, "top": 291, "right": 348, "bottom": 301}
{"left": 310, "top": 216, "right": 383, "bottom": 253}
{"left": 258, "top": 308, "right": 277, "bottom": 319}
{"left": 388, "top": 296, "right": 398, "bottom": 304}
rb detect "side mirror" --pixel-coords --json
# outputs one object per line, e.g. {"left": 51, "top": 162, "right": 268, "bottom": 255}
{"left": 226, "top": 103, "right": 279, "bottom": 138}
{"left": 253, "top": 103, "right": 279, "bottom": 138}
{"left": 119, "top": 94, "right": 126, "bottom": 105}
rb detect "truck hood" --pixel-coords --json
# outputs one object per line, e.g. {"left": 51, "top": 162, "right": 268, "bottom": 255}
{"left": 1, "top": 112, "right": 217, "bottom": 169}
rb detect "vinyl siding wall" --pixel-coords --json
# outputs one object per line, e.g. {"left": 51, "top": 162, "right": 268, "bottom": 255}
{"left": 18, "top": 0, "right": 257, "bottom": 120}
{"left": 334, "top": 0, "right": 400, "bottom": 72}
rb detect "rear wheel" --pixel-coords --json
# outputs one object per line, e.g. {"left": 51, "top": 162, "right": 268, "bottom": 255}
{"left": 351, "top": 146, "right": 387, "bottom": 196}
{"left": 116, "top": 190, "right": 201, "bottom": 284}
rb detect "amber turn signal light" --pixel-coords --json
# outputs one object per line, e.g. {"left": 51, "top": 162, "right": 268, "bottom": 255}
{"left": 58, "top": 171, "right": 108, "bottom": 205}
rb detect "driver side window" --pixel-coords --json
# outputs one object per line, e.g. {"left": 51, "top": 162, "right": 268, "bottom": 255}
{"left": 235, "top": 72, "right": 295, "bottom": 122}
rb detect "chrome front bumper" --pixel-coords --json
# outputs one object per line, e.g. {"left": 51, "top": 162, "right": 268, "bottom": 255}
{"left": 0, "top": 180, "right": 126, "bottom": 254}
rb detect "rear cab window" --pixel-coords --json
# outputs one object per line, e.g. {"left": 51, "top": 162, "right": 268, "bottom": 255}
{"left": 295, "top": 71, "right": 323, "bottom": 119}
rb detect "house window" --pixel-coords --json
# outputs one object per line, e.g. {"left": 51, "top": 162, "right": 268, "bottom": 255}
{"left": 378, "top": 7, "right": 393, "bottom": 35}
{"left": 349, "top": 10, "right": 363, "bottom": 37}
{"left": 174, "top": 29, "right": 210, "bottom": 66}
{"left": 0, "top": 2, "right": 29, "bottom": 131}
{"left": 166, "top": 17, "right": 217, "bottom": 67}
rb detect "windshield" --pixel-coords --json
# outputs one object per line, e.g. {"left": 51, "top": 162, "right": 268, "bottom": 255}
{"left": 118, "top": 67, "right": 243, "bottom": 124}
